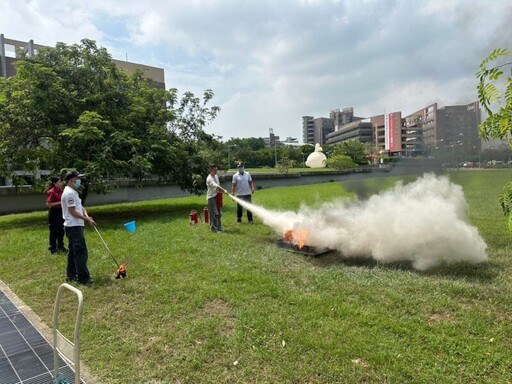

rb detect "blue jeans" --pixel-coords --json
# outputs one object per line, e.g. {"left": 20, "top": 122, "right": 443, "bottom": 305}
{"left": 65, "top": 226, "right": 90, "bottom": 282}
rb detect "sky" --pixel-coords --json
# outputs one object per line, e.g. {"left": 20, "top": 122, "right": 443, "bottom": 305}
{"left": 2, "top": 0, "right": 512, "bottom": 142}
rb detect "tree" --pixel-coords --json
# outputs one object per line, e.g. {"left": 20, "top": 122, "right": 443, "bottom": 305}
{"left": 330, "top": 140, "right": 372, "bottom": 164}
{"left": 476, "top": 48, "right": 512, "bottom": 231}
{"left": 325, "top": 154, "right": 357, "bottom": 171}
{"left": 276, "top": 156, "right": 295, "bottom": 174}
{"left": 0, "top": 39, "right": 220, "bottom": 195}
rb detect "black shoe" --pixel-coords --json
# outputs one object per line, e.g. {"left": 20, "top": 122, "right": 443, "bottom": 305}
{"left": 66, "top": 276, "right": 77, "bottom": 282}
{"left": 248, "top": 220, "right": 254, "bottom": 224}
{"left": 50, "top": 249, "right": 58, "bottom": 254}
{"left": 57, "top": 247, "right": 68, "bottom": 253}
{"left": 78, "top": 278, "right": 94, "bottom": 286}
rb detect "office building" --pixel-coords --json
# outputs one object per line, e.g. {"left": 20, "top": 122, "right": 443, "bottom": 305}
{"left": 0, "top": 34, "right": 165, "bottom": 88}
{"left": 325, "top": 119, "right": 373, "bottom": 145}
{"left": 404, "top": 102, "right": 481, "bottom": 159}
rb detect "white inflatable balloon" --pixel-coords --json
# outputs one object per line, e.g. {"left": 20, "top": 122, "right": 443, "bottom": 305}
{"left": 305, "top": 143, "right": 327, "bottom": 168}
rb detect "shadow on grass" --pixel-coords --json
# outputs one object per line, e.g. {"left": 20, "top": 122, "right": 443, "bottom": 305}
{"left": 74, "top": 275, "right": 127, "bottom": 289}
{"left": 305, "top": 250, "right": 499, "bottom": 283}
{"left": 0, "top": 200, "right": 210, "bottom": 230}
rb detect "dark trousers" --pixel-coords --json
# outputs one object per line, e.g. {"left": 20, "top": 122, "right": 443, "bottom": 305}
{"left": 236, "top": 194, "right": 253, "bottom": 222}
{"left": 48, "top": 208, "right": 64, "bottom": 251}
{"left": 65, "top": 226, "right": 90, "bottom": 282}
{"left": 207, "top": 196, "right": 222, "bottom": 231}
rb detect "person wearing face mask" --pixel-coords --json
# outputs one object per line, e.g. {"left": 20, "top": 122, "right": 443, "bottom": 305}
{"left": 231, "top": 161, "right": 255, "bottom": 224}
{"left": 61, "top": 170, "right": 96, "bottom": 285}
{"left": 46, "top": 176, "right": 67, "bottom": 254}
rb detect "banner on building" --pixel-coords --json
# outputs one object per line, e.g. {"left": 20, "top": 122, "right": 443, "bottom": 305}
{"left": 385, "top": 113, "right": 396, "bottom": 151}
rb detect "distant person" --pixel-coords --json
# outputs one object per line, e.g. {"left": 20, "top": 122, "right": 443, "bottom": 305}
{"left": 46, "top": 176, "right": 66, "bottom": 254}
{"left": 61, "top": 171, "right": 95, "bottom": 285}
{"left": 231, "top": 161, "right": 255, "bottom": 224}
{"left": 206, "top": 164, "right": 227, "bottom": 233}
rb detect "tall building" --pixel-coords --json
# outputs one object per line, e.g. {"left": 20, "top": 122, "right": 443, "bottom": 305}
{"left": 330, "top": 107, "right": 359, "bottom": 128}
{"left": 325, "top": 119, "right": 373, "bottom": 145}
{"left": 404, "top": 102, "right": 481, "bottom": 159}
{"left": 0, "top": 34, "right": 165, "bottom": 88}
{"left": 302, "top": 116, "right": 315, "bottom": 144}
{"left": 371, "top": 112, "right": 403, "bottom": 155}
{"left": 303, "top": 107, "right": 367, "bottom": 145}
{"left": 302, "top": 116, "right": 334, "bottom": 145}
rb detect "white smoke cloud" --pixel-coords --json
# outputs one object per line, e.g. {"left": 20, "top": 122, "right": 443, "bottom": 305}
{"left": 230, "top": 173, "right": 487, "bottom": 270}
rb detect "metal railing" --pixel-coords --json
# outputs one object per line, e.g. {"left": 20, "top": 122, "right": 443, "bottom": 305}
{"left": 53, "top": 283, "right": 84, "bottom": 384}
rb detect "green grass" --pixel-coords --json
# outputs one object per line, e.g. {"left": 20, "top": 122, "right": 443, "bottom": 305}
{"left": 1, "top": 170, "right": 512, "bottom": 383}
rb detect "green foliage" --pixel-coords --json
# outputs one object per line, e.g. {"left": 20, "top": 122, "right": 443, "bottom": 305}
{"left": 222, "top": 141, "right": 307, "bottom": 169}
{"left": 476, "top": 48, "right": 512, "bottom": 232}
{"left": 225, "top": 137, "right": 266, "bottom": 151}
{"left": 325, "top": 154, "right": 357, "bottom": 170}
{"left": 476, "top": 48, "right": 512, "bottom": 140}
{"left": 498, "top": 181, "right": 512, "bottom": 232}
{"left": 275, "top": 156, "right": 295, "bottom": 174}
{"left": 0, "top": 39, "right": 220, "bottom": 194}
{"left": 330, "top": 140, "right": 372, "bottom": 164}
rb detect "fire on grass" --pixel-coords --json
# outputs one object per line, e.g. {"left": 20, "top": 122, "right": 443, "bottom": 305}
{"left": 278, "top": 227, "right": 331, "bottom": 256}
{"left": 283, "top": 228, "right": 308, "bottom": 249}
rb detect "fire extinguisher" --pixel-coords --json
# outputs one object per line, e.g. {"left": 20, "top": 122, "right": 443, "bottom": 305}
{"left": 189, "top": 210, "right": 198, "bottom": 225}
{"left": 203, "top": 207, "right": 209, "bottom": 224}
{"left": 216, "top": 192, "right": 223, "bottom": 209}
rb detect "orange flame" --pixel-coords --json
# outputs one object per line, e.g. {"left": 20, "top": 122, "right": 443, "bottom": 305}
{"left": 115, "top": 263, "right": 127, "bottom": 279}
{"left": 283, "top": 230, "right": 293, "bottom": 241}
{"left": 283, "top": 228, "right": 308, "bottom": 249}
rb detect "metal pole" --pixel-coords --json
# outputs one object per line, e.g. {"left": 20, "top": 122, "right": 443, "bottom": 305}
{"left": 274, "top": 140, "right": 277, "bottom": 167}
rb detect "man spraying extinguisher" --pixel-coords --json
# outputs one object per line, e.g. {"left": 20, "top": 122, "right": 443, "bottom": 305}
{"left": 206, "top": 164, "right": 227, "bottom": 233}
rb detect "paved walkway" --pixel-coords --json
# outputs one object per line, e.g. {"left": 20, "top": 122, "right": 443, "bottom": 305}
{"left": 0, "top": 281, "right": 94, "bottom": 384}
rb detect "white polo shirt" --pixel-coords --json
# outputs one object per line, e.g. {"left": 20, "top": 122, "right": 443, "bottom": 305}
{"left": 61, "top": 186, "right": 85, "bottom": 227}
{"left": 232, "top": 172, "right": 252, "bottom": 196}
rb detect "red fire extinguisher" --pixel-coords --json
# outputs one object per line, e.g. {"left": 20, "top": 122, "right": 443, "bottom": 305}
{"left": 189, "top": 210, "right": 198, "bottom": 225}
{"left": 203, "top": 207, "right": 209, "bottom": 224}
{"left": 216, "top": 192, "right": 223, "bottom": 209}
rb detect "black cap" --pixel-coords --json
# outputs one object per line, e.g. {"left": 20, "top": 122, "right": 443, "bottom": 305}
{"left": 65, "top": 171, "right": 85, "bottom": 182}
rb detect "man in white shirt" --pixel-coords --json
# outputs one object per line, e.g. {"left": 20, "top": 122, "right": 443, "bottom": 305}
{"left": 231, "top": 161, "right": 255, "bottom": 224}
{"left": 206, "top": 164, "right": 227, "bottom": 232}
{"left": 61, "top": 170, "right": 96, "bottom": 285}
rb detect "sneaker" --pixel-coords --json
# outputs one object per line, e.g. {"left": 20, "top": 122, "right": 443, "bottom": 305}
{"left": 50, "top": 249, "right": 58, "bottom": 254}
{"left": 236, "top": 220, "right": 241, "bottom": 224}
{"left": 78, "top": 278, "right": 94, "bottom": 286}
{"left": 248, "top": 220, "right": 254, "bottom": 224}
{"left": 66, "top": 276, "right": 77, "bottom": 282}
{"left": 57, "top": 247, "right": 68, "bottom": 253}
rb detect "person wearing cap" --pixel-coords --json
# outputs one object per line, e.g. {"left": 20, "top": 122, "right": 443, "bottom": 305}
{"left": 231, "top": 161, "right": 255, "bottom": 224}
{"left": 46, "top": 176, "right": 66, "bottom": 254}
{"left": 206, "top": 164, "right": 228, "bottom": 233}
{"left": 61, "top": 171, "right": 95, "bottom": 285}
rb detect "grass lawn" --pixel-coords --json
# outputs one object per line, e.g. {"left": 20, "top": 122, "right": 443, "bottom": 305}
{"left": 1, "top": 170, "right": 511, "bottom": 383}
